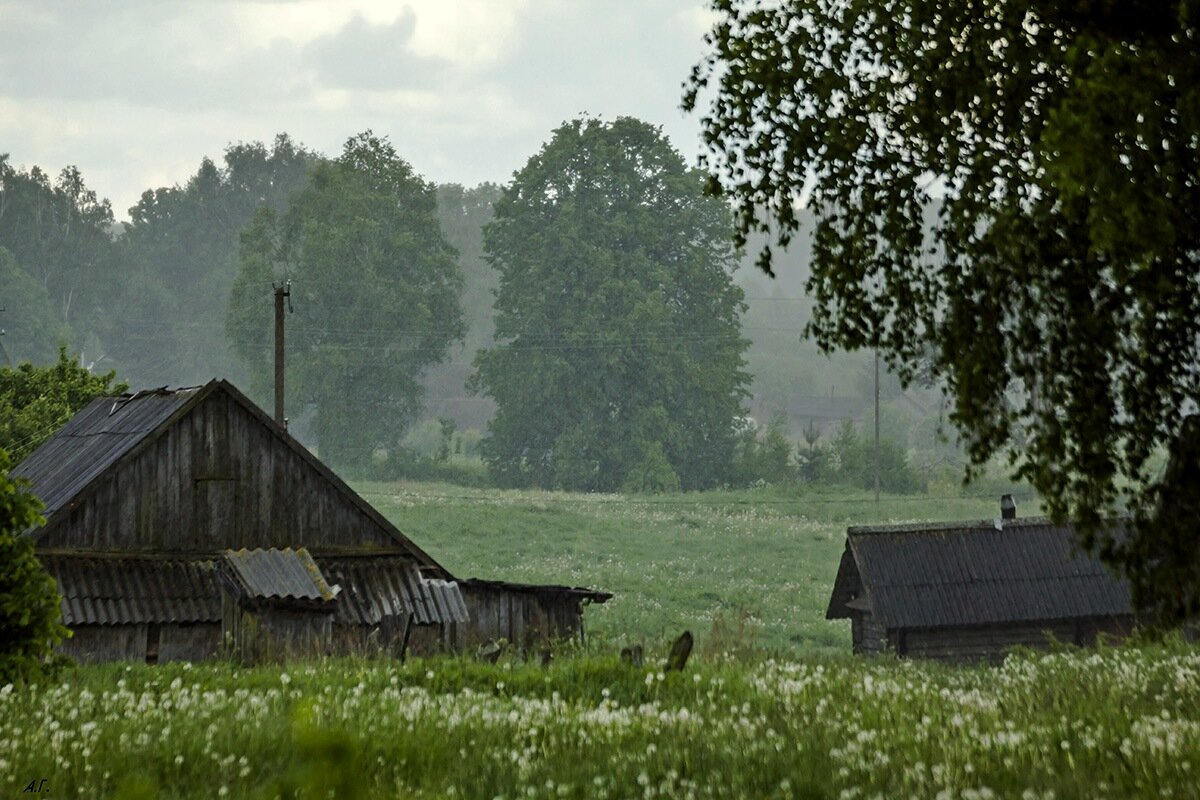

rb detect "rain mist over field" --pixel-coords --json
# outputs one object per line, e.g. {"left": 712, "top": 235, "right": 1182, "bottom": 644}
{"left": 4, "top": 2, "right": 1199, "bottom": 798}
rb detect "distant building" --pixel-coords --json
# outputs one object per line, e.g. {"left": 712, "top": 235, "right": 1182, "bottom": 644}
{"left": 16, "top": 380, "right": 608, "bottom": 663}
{"left": 825, "top": 504, "right": 1135, "bottom": 662}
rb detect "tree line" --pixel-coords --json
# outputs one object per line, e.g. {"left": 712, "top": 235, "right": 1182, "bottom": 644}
{"left": 8, "top": 118, "right": 904, "bottom": 494}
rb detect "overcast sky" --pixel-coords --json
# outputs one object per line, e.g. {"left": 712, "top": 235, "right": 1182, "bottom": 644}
{"left": 0, "top": 0, "right": 716, "bottom": 220}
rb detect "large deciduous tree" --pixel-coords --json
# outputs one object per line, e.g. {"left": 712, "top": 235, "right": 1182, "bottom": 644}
{"left": 686, "top": 1, "right": 1200, "bottom": 622}
{"left": 472, "top": 117, "right": 749, "bottom": 492}
{"left": 0, "top": 247, "right": 71, "bottom": 366}
{"left": 0, "top": 156, "right": 119, "bottom": 346}
{"left": 117, "top": 134, "right": 317, "bottom": 386}
{"left": 226, "top": 133, "right": 464, "bottom": 470}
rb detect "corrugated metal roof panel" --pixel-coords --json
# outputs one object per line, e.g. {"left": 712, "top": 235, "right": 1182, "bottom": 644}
{"left": 835, "top": 518, "right": 1132, "bottom": 629}
{"left": 221, "top": 547, "right": 336, "bottom": 602}
{"left": 13, "top": 389, "right": 201, "bottom": 521}
{"left": 43, "top": 556, "right": 221, "bottom": 625}
{"left": 318, "top": 558, "right": 467, "bottom": 625}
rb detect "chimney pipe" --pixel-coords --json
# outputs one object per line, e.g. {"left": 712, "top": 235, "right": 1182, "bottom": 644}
{"left": 1000, "top": 494, "right": 1016, "bottom": 521}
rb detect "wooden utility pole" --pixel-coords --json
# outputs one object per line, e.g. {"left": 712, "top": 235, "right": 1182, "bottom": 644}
{"left": 273, "top": 282, "right": 291, "bottom": 428}
{"left": 0, "top": 307, "right": 10, "bottom": 367}
{"left": 874, "top": 348, "right": 880, "bottom": 505}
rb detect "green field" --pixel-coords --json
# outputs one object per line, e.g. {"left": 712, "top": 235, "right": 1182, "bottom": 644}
{"left": 355, "top": 481, "right": 1029, "bottom": 654}
{"left": 6, "top": 482, "right": 1199, "bottom": 799}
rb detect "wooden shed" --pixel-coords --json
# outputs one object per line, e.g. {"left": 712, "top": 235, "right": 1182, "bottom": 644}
{"left": 826, "top": 514, "right": 1135, "bottom": 663}
{"left": 12, "top": 379, "right": 599, "bottom": 663}
{"left": 455, "top": 579, "right": 611, "bottom": 653}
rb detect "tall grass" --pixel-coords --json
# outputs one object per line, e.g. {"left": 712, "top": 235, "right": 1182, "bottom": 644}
{"left": 1, "top": 641, "right": 1196, "bottom": 798}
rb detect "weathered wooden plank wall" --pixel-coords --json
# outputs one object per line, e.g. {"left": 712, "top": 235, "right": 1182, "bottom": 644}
{"left": 60, "top": 623, "right": 221, "bottom": 664}
{"left": 457, "top": 585, "right": 583, "bottom": 652}
{"left": 900, "top": 615, "right": 1136, "bottom": 663}
{"left": 40, "top": 392, "right": 398, "bottom": 552}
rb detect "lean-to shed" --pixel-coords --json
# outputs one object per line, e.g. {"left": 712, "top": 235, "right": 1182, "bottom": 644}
{"left": 12, "top": 379, "right": 600, "bottom": 663}
{"left": 826, "top": 507, "right": 1135, "bottom": 663}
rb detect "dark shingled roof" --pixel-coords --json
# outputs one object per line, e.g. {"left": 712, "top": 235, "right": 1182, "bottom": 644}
{"left": 221, "top": 548, "right": 338, "bottom": 604}
{"left": 826, "top": 517, "right": 1133, "bottom": 629}
{"left": 12, "top": 388, "right": 199, "bottom": 519}
{"left": 43, "top": 555, "right": 222, "bottom": 626}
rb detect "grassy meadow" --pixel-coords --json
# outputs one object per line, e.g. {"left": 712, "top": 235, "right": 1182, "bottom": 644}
{"left": 355, "top": 480, "right": 1030, "bottom": 653}
{"left": 11, "top": 481, "right": 1198, "bottom": 800}
{"left": 2, "top": 643, "right": 1197, "bottom": 799}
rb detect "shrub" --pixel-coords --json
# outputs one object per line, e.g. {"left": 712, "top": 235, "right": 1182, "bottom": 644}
{"left": 803, "top": 420, "right": 925, "bottom": 494}
{"left": 622, "top": 443, "right": 682, "bottom": 495}
{"left": 730, "top": 413, "right": 796, "bottom": 487}
{"left": 0, "top": 450, "right": 69, "bottom": 684}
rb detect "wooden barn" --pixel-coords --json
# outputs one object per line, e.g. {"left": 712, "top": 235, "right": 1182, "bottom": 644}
{"left": 14, "top": 380, "right": 607, "bottom": 663}
{"left": 826, "top": 506, "right": 1135, "bottom": 663}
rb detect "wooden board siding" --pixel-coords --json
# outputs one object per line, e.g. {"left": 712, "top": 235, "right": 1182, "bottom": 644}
{"left": 39, "top": 391, "right": 399, "bottom": 553}
{"left": 61, "top": 625, "right": 148, "bottom": 663}
{"left": 157, "top": 623, "right": 223, "bottom": 662}
{"left": 851, "top": 612, "right": 887, "bottom": 656}
{"left": 223, "top": 594, "right": 334, "bottom": 664}
{"left": 60, "top": 623, "right": 220, "bottom": 664}
{"left": 457, "top": 584, "right": 583, "bottom": 652}
{"left": 899, "top": 616, "right": 1136, "bottom": 663}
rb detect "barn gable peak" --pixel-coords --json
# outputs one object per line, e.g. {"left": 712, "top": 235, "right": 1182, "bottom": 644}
{"left": 15, "top": 379, "right": 447, "bottom": 573}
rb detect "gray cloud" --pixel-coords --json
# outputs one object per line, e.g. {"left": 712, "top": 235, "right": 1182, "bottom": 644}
{"left": 0, "top": 0, "right": 718, "bottom": 216}
{"left": 302, "top": 10, "right": 447, "bottom": 91}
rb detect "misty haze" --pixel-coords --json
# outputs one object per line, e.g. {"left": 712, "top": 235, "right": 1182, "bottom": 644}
{"left": 1, "top": 2, "right": 1197, "bottom": 798}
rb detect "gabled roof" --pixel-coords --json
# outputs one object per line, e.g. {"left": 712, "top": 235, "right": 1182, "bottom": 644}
{"left": 826, "top": 517, "right": 1133, "bottom": 629}
{"left": 14, "top": 380, "right": 446, "bottom": 573}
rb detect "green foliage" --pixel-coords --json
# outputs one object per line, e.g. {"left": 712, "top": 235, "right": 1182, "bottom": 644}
{"left": 227, "top": 132, "right": 465, "bottom": 470}
{"left": 688, "top": 2, "right": 1200, "bottom": 621}
{"left": 0, "top": 347, "right": 127, "bottom": 463}
{"left": 730, "top": 414, "right": 796, "bottom": 487}
{"left": 814, "top": 420, "right": 924, "bottom": 495}
{"left": 119, "top": 134, "right": 318, "bottom": 386}
{"left": 620, "top": 442, "right": 682, "bottom": 495}
{"left": 473, "top": 117, "right": 750, "bottom": 492}
{"left": 0, "top": 155, "right": 120, "bottom": 340}
{"left": 0, "top": 247, "right": 71, "bottom": 365}
{"left": 0, "top": 450, "right": 68, "bottom": 684}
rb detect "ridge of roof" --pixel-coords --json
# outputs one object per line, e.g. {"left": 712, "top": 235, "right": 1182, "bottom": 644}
{"left": 846, "top": 516, "right": 1130, "bottom": 536}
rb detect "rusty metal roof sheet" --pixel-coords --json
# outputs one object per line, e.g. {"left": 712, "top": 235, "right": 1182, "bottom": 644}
{"left": 12, "top": 388, "right": 200, "bottom": 521}
{"left": 826, "top": 517, "right": 1133, "bottom": 629}
{"left": 222, "top": 547, "right": 337, "bottom": 603}
{"left": 42, "top": 555, "right": 222, "bottom": 626}
{"left": 318, "top": 557, "right": 467, "bottom": 625}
